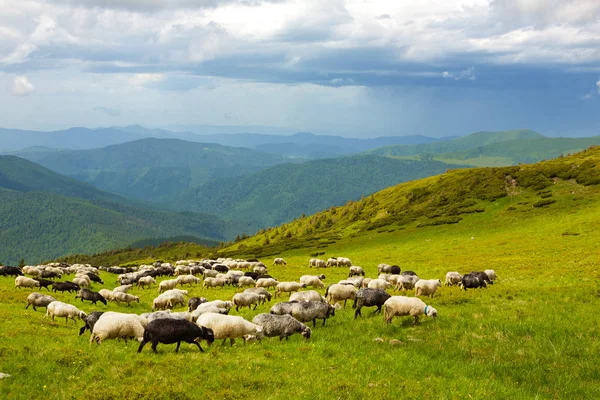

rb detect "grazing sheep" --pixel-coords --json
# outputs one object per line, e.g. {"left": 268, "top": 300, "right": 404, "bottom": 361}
{"left": 137, "top": 319, "right": 215, "bottom": 353}
{"left": 203, "top": 269, "right": 219, "bottom": 278}
{"left": 15, "top": 276, "right": 40, "bottom": 289}
{"left": 401, "top": 270, "right": 418, "bottom": 276}
{"left": 471, "top": 271, "right": 493, "bottom": 285}
{"left": 45, "top": 301, "right": 87, "bottom": 323}
{"left": 289, "top": 290, "right": 326, "bottom": 303}
{"left": 485, "top": 269, "right": 497, "bottom": 282}
{"left": 244, "top": 288, "right": 272, "bottom": 302}
{"left": 75, "top": 289, "right": 108, "bottom": 305}
{"left": 0, "top": 266, "right": 23, "bottom": 276}
{"left": 113, "top": 284, "right": 133, "bottom": 293}
{"left": 253, "top": 266, "right": 268, "bottom": 275}
{"left": 348, "top": 266, "right": 365, "bottom": 277}
{"left": 203, "top": 277, "right": 228, "bottom": 288}
{"left": 176, "top": 275, "right": 201, "bottom": 287}
{"left": 378, "top": 264, "right": 392, "bottom": 273}
{"left": 273, "top": 258, "right": 287, "bottom": 266}
{"left": 232, "top": 292, "right": 264, "bottom": 311}
{"left": 361, "top": 278, "right": 372, "bottom": 288}
{"left": 159, "top": 279, "right": 179, "bottom": 293}
{"left": 256, "top": 278, "right": 279, "bottom": 290}
{"left": 299, "top": 275, "right": 325, "bottom": 289}
{"left": 383, "top": 296, "right": 437, "bottom": 325}
{"left": 390, "top": 265, "right": 401, "bottom": 275}
{"left": 269, "top": 301, "right": 298, "bottom": 315}
{"left": 195, "top": 313, "right": 264, "bottom": 346}
{"left": 113, "top": 292, "right": 140, "bottom": 306}
{"left": 309, "top": 259, "right": 326, "bottom": 268}
{"left": 41, "top": 270, "right": 61, "bottom": 279}
{"left": 353, "top": 288, "right": 391, "bottom": 319}
{"left": 86, "top": 273, "right": 104, "bottom": 285}
{"left": 79, "top": 311, "right": 105, "bottom": 336}
{"left": 337, "top": 257, "right": 352, "bottom": 267}
{"left": 275, "top": 282, "right": 306, "bottom": 298}
{"left": 461, "top": 273, "right": 487, "bottom": 290}
{"left": 25, "top": 293, "right": 56, "bottom": 311}
{"left": 326, "top": 258, "right": 338, "bottom": 267}
{"left": 290, "top": 301, "right": 336, "bottom": 327}
{"left": 415, "top": 279, "right": 442, "bottom": 298}
{"left": 445, "top": 272, "right": 462, "bottom": 287}
{"left": 237, "top": 276, "right": 256, "bottom": 288}
{"left": 90, "top": 312, "right": 148, "bottom": 344}
{"left": 137, "top": 276, "right": 156, "bottom": 289}
{"left": 52, "top": 281, "right": 80, "bottom": 294}
{"left": 395, "top": 275, "right": 420, "bottom": 292}
{"left": 367, "top": 279, "right": 392, "bottom": 290}
{"left": 99, "top": 289, "right": 115, "bottom": 302}
{"left": 252, "top": 314, "right": 311, "bottom": 340}
{"left": 188, "top": 297, "right": 208, "bottom": 312}
{"left": 33, "top": 278, "right": 54, "bottom": 291}
{"left": 73, "top": 277, "right": 90, "bottom": 289}
{"left": 325, "top": 284, "right": 357, "bottom": 308}
{"left": 387, "top": 275, "right": 402, "bottom": 285}
{"left": 338, "top": 277, "right": 363, "bottom": 288}
{"left": 190, "top": 305, "right": 229, "bottom": 323}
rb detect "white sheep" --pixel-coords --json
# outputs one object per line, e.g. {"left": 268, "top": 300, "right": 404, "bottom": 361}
{"left": 309, "top": 259, "right": 326, "bottom": 268}
{"left": 337, "top": 257, "right": 352, "bottom": 267}
{"left": 378, "top": 264, "right": 392, "bottom": 273}
{"left": 98, "top": 289, "right": 115, "bottom": 302}
{"left": 195, "top": 313, "right": 264, "bottom": 346}
{"left": 244, "top": 288, "right": 272, "bottom": 302}
{"left": 299, "top": 275, "right": 325, "bottom": 289}
{"left": 158, "top": 279, "right": 178, "bottom": 293}
{"left": 273, "top": 258, "right": 287, "bottom": 265}
{"left": 90, "top": 312, "right": 148, "bottom": 344}
{"left": 289, "top": 290, "right": 327, "bottom": 303}
{"left": 113, "top": 284, "right": 133, "bottom": 293}
{"left": 325, "top": 284, "right": 357, "bottom": 308}
{"left": 137, "top": 276, "right": 156, "bottom": 289}
{"left": 395, "top": 275, "right": 420, "bottom": 292}
{"left": 253, "top": 265, "right": 268, "bottom": 275}
{"left": 45, "top": 301, "right": 87, "bottom": 323}
{"left": 232, "top": 292, "right": 264, "bottom": 311}
{"left": 114, "top": 292, "right": 140, "bottom": 306}
{"left": 72, "top": 277, "right": 90, "bottom": 289}
{"left": 176, "top": 275, "right": 201, "bottom": 287}
{"left": 256, "top": 278, "right": 278, "bottom": 290}
{"left": 26, "top": 292, "right": 56, "bottom": 311}
{"left": 415, "top": 279, "right": 442, "bottom": 298}
{"left": 368, "top": 279, "right": 392, "bottom": 290}
{"left": 275, "top": 282, "right": 306, "bottom": 298}
{"left": 348, "top": 266, "right": 365, "bottom": 277}
{"left": 383, "top": 296, "right": 437, "bottom": 325}
{"left": 445, "top": 272, "right": 462, "bottom": 287}
{"left": 15, "top": 276, "right": 40, "bottom": 289}
{"left": 485, "top": 269, "right": 497, "bottom": 282}
{"left": 203, "top": 277, "right": 227, "bottom": 288}
{"left": 361, "top": 278, "right": 372, "bottom": 288}
{"left": 326, "top": 258, "right": 338, "bottom": 267}
{"left": 237, "top": 276, "right": 256, "bottom": 288}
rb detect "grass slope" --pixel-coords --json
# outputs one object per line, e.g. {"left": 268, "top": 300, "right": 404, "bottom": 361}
{"left": 369, "top": 129, "right": 543, "bottom": 157}
{"left": 1, "top": 148, "right": 598, "bottom": 399}
{"left": 176, "top": 155, "right": 461, "bottom": 228}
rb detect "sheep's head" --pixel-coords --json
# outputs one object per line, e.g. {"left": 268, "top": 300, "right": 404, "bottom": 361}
{"left": 426, "top": 306, "right": 438, "bottom": 318}
{"left": 79, "top": 311, "right": 87, "bottom": 319}
{"left": 301, "top": 326, "right": 312, "bottom": 340}
{"left": 318, "top": 274, "right": 326, "bottom": 280}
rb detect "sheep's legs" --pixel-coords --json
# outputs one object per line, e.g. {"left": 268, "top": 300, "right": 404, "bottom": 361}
{"left": 175, "top": 341, "right": 181, "bottom": 352}
{"left": 192, "top": 341, "right": 204, "bottom": 352}
{"left": 413, "top": 316, "right": 419, "bottom": 325}
{"left": 137, "top": 340, "right": 148, "bottom": 353}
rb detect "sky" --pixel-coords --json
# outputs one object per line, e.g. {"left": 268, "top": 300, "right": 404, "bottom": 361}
{"left": 0, "top": 0, "right": 599, "bottom": 138}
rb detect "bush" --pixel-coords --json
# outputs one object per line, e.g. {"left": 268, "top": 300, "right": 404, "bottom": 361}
{"left": 532, "top": 199, "right": 556, "bottom": 208}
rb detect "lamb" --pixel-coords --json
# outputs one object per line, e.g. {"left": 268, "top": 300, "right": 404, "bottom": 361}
{"left": 52, "top": 281, "right": 80, "bottom": 293}
{"left": 348, "top": 266, "right": 365, "bottom": 277}
{"left": 273, "top": 258, "right": 287, "bottom": 266}
{"left": 289, "top": 301, "right": 336, "bottom": 327}
{"left": 113, "top": 292, "right": 140, "bottom": 306}
{"left": 90, "top": 312, "right": 148, "bottom": 344}
{"left": 299, "top": 275, "right": 325, "bottom": 289}
{"left": 275, "top": 282, "right": 306, "bottom": 298}
{"left": 252, "top": 313, "right": 311, "bottom": 340}
{"left": 289, "top": 290, "right": 326, "bottom": 303}
{"left": 188, "top": 297, "right": 208, "bottom": 312}
{"left": 15, "top": 276, "right": 40, "bottom": 289}
{"left": 415, "top": 279, "right": 442, "bottom": 298}
{"left": 203, "top": 277, "right": 228, "bottom": 288}
{"left": 99, "top": 289, "right": 115, "bottom": 302}
{"left": 269, "top": 301, "right": 298, "bottom": 315}
{"left": 159, "top": 279, "right": 179, "bottom": 293}
{"left": 244, "top": 288, "right": 272, "bottom": 302}
{"left": 232, "top": 292, "right": 265, "bottom": 311}
{"left": 137, "top": 318, "right": 215, "bottom": 353}
{"left": 176, "top": 275, "right": 201, "bottom": 287}
{"left": 395, "top": 275, "right": 420, "bottom": 292}
{"left": 383, "top": 296, "right": 437, "bottom": 325}
{"left": 256, "top": 278, "right": 279, "bottom": 290}
{"left": 195, "top": 313, "right": 264, "bottom": 346}
{"left": 137, "top": 276, "right": 156, "bottom": 289}
{"left": 352, "top": 288, "right": 391, "bottom": 319}
{"left": 325, "top": 284, "right": 357, "bottom": 308}
{"left": 445, "top": 272, "right": 462, "bottom": 287}
{"left": 75, "top": 289, "right": 108, "bottom": 305}
{"left": 237, "top": 276, "right": 256, "bottom": 288}
{"left": 485, "top": 269, "right": 497, "bottom": 282}
{"left": 113, "top": 284, "right": 133, "bottom": 293}
{"left": 45, "top": 301, "right": 87, "bottom": 323}
{"left": 72, "top": 277, "right": 90, "bottom": 289}
{"left": 33, "top": 278, "right": 54, "bottom": 291}
{"left": 367, "top": 279, "right": 392, "bottom": 290}
{"left": 25, "top": 292, "right": 56, "bottom": 311}
{"left": 79, "top": 311, "right": 105, "bottom": 336}
{"left": 461, "top": 273, "right": 487, "bottom": 290}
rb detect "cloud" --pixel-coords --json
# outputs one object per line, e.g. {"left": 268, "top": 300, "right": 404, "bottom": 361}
{"left": 12, "top": 76, "right": 35, "bottom": 96}
{"left": 442, "top": 67, "right": 476, "bottom": 81}
{"left": 49, "top": 0, "right": 286, "bottom": 12}
{"left": 94, "top": 106, "right": 121, "bottom": 116}
{"left": 129, "top": 73, "right": 164, "bottom": 87}
{"left": 1, "top": 43, "right": 37, "bottom": 65}
{"left": 376, "top": 14, "right": 391, "bottom": 20}
{"left": 597, "top": 79, "right": 600, "bottom": 93}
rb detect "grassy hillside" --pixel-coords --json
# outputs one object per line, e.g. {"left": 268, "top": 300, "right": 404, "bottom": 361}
{"left": 1, "top": 148, "right": 598, "bottom": 399}
{"left": 369, "top": 129, "right": 543, "bottom": 157}
{"left": 0, "top": 156, "right": 240, "bottom": 264}
{"left": 176, "top": 155, "right": 461, "bottom": 228}
{"left": 15, "top": 138, "right": 288, "bottom": 204}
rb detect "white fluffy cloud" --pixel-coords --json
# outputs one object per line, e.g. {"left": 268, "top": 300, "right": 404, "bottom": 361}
{"left": 12, "top": 76, "right": 36, "bottom": 96}
{"left": 442, "top": 67, "right": 476, "bottom": 81}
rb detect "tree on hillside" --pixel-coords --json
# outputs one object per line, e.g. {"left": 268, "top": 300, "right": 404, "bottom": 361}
{"left": 18, "top": 258, "right": 25, "bottom": 268}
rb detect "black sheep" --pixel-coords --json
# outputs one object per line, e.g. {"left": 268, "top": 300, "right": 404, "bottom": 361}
{"left": 213, "top": 264, "right": 229, "bottom": 273}
{"left": 471, "top": 271, "right": 493, "bottom": 285}
{"left": 188, "top": 297, "right": 208, "bottom": 312}
{"left": 353, "top": 288, "right": 391, "bottom": 319}
{"left": 256, "top": 274, "right": 275, "bottom": 280}
{"left": 461, "top": 273, "right": 486, "bottom": 290}
{"left": 41, "top": 270, "right": 61, "bottom": 279}
{"left": 86, "top": 272, "right": 104, "bottom": 284}
{"left": 244, "top": 272, "right": 259, "bottom": 280}
{"left": 0, "top": 266, "right": 23, "bottom": 276}
{"left": 33, "top": 278, "right": 54, "bottom": 291}
{"left": 401, "top": 270, "right": 418, "bottom": 276}
{"left": 390, "top": 265, "right": 401, "bottom": 275}
{"left": 75, "top": 288, "right": 107, "bottom": 305}
{"left": 246, "top": 258, "right": 260, "bottom": 263}
{"left": 137, "top": 319, "right": 215, "bottom": 353}
{"left": 52, "top": 281, "right": 80, "bottom": 293}
{"left": 79, "top": 311, "right": 105, "bottom": 336}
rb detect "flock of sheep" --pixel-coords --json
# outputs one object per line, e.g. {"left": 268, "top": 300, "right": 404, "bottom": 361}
{"left": 0, "top": 258, "right": 497, "bottom": 353}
